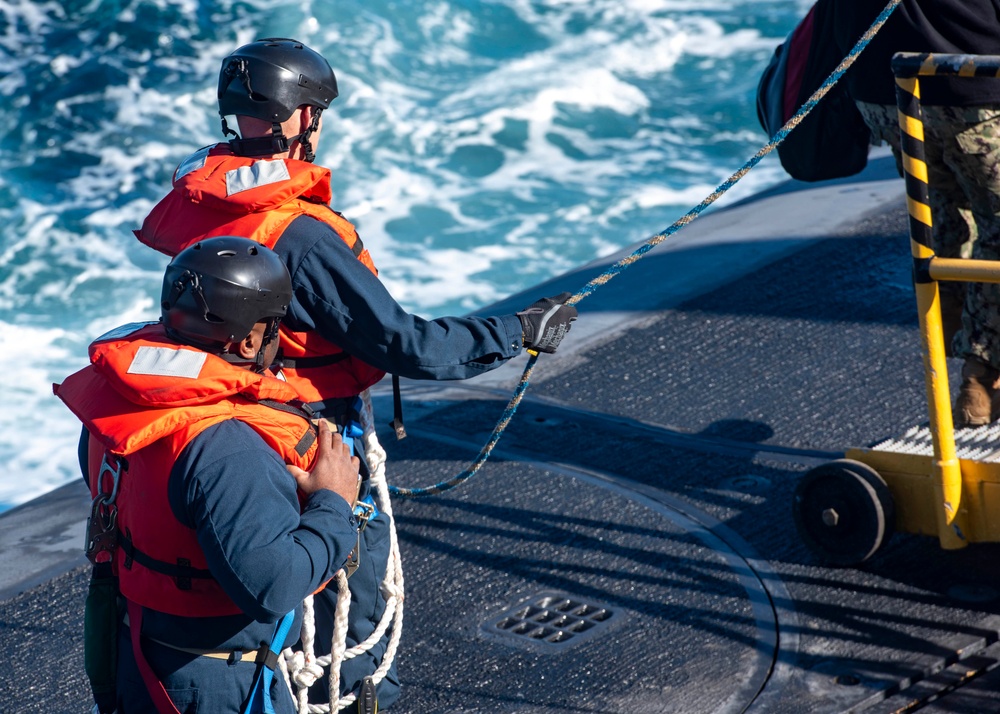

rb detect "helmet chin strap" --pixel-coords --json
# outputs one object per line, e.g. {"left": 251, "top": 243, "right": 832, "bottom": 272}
{"left": 296, "top": 108, "right": 322, "bottom": 163}
{"left": 218, "top": 318, "right": 282, "bottom": 374}
{"left": 252, "top": 349, "right": 268, "bottom": 373}
{"left": 217, "top": 346, "right": 269, "bottom": 373}
{"left": 223, "top": 109, "right": 322, "bottom": 162}
{"left": 226, "top": 121, "right": 292, "bottom": 157}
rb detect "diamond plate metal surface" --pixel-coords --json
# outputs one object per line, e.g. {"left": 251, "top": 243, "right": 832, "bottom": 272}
{"left": 872, "top": 422, "right": 1000, "bottom": 462}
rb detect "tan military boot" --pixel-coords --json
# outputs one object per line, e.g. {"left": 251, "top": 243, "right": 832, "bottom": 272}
{"left": 954, "top": 357, "right": 1000, "bottom": 427}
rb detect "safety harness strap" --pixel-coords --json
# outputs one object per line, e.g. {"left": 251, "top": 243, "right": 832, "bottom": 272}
{"left": 390, "top": 374, "right": 407, "bottom": 440}
{"left": 119, "top": 531, "right": 213, "bottom": 588}
{"left": 277, "top": 352, "right": 350, "bottom": 369}
{"left": 251, "top": 398, "right": 317, "bottom": 457}
{"left": 242, "top": 609, "right": 296, "bottom": 714}
{"left": 254, "top": 397, "right": 314, "bottom": 421}
{"left": 139, "top": 633, "right": 270, "bottom": 664}
{"left": 126, "top": 600, "right": 184, "bottom": 714}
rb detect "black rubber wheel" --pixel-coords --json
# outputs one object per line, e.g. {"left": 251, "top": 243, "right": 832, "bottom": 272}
{"left": 793, "top": 459, "right": 895, "bottom": 566}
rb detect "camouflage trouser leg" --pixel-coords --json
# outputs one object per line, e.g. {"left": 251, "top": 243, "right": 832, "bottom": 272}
{"left": 856, "top": 101, "right": 1000, "bottom": 367}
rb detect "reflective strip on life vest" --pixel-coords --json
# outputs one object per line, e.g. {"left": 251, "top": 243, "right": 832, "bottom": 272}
{"left": 127, "top": 347, "right": 207, "bottom": 379}
{"left": 225, "top": 160, "right": 292, "bottom": 196}
{"left": 175, "top": 146, "right": 211, "bottom": 181}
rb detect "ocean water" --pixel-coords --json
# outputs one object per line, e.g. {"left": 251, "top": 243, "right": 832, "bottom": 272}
{"left": 0, "top": 0, "right": 813, "bottom": 511}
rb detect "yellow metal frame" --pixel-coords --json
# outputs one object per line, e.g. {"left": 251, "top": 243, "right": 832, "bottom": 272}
{"left": 847, "top": 53, "right": 1000, "bottom": 550}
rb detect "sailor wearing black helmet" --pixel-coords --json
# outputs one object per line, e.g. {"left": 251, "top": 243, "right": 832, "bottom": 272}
{"left": 134, "top": 37, "right": 578, "bottom": 711}
{"left": 217, "top": 37, "right": 337, "bottom": 163}
{"left": 56, "top": 236, "right": 363, "bottom": 714}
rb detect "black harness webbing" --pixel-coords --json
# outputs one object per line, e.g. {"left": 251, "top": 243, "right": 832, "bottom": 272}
{"left": 390, "top": 374, "right": 407, "bottom": 440}
{"left": 277, "top": 352, "right": 350, "bottom": 369}
{"left": 256, "top": 398, "right": 317, "bottom": 456}
{"left": 118, "top": 530, "right": 213, "bottom": 590}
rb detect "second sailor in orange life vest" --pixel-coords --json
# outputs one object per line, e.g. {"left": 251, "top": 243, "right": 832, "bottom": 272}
{"left": 55, "top": 236, "right": 362, "bottom": 714}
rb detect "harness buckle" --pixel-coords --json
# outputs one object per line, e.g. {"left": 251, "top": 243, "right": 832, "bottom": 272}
{"left": 357, "top": 676, "right": 378, "bottom": 714}
{"left": 344, "top": 536, "right": 360, "bottom": 579}
{"left": 96, "top": 453, "right": 126, "bottom": 506}
{"left": 353, "top": 498, "right": 376, "bottom": 533}
{"left": 86, "top": 453, "right": 128, "bottom": 564}
{"left": 84, "top": 495, "right": 119, "bottom": 564}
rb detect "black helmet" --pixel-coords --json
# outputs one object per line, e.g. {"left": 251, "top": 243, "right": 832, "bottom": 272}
{"left": 161, "top": 236, "right": 292, "bottom": 351}
{"left": 218, "top": 37, "right": 338, "bottom": 123}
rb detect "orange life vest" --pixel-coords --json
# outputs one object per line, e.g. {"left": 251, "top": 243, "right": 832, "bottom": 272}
{"left": 54, "top": 322, "right": 319, "bottom": 617}
{"left": 134, "top": 144, "right": 386, "bottom": 402}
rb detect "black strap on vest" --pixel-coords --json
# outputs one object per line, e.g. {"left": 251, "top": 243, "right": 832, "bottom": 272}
{"left": 256, "top": 398, "right": 318, "bottom": 457}
{"left": 277, "top": 352, "right": 350, "bottom": 370}
{"left": 331, "top": 210, "right": 368, "bottom": 260}
{"left": 256, "top": 397, "right": 315, "bottom": 421}
{"left": 119, "top": 530, "right": 213, "bottom": 591}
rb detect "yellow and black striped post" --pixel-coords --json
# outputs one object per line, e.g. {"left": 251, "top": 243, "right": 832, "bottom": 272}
{"left": 891, "top": 52, "right": 1000, "bottom": 549}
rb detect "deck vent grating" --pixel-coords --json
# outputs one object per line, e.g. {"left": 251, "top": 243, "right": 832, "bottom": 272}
{"left": 485, "top": 592, "right": 618, "bottom": 650}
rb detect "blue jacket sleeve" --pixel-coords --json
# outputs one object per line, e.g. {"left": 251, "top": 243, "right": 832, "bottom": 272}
{"left": 169, "top": 420, "right": 357, "bottom": 622}
{"left": 274, "top": 215, "right": 524, "bottom": 380}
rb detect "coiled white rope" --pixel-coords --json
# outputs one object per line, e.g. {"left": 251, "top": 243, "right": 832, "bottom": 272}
{"left": 281, "top": 389, "right": 405, "bottom": 713}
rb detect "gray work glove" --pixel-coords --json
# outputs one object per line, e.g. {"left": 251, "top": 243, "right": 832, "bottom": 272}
{"left": 517, "top": 292, "right": 578, "bottom": 354}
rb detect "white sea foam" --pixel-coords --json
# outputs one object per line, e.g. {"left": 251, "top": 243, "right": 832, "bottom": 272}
{"left": 0, "top": 324, "right": 81, "bottom": 509}
{"left": 0, "top": 293, "right": 161, "bottom": 507}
